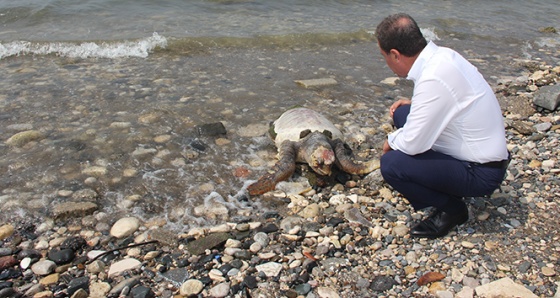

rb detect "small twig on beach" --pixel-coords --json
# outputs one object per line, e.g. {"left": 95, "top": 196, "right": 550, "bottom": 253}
{"left": 87, "top": 240, "right": 159, "bottom": 264}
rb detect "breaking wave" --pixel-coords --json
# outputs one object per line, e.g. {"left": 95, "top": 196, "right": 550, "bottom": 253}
{"left": 0, "top": 32, "right": 167, "bottom": 59}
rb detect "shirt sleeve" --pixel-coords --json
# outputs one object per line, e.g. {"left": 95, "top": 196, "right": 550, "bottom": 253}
{"left": 387, "top": 77, "right": 459, "bottom": 155}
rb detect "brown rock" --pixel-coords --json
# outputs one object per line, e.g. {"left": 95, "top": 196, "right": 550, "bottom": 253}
{"left": 417, "top": 271, "right": 446, "bottom": 286}
{"left": 51, "top": 202, "right": 98, "bottom": 219}
{"left": 0, "top": 224, "right": 15, "bottom": 240}
{"left": 0, "top": 256, "right": 18, "bottom": 271}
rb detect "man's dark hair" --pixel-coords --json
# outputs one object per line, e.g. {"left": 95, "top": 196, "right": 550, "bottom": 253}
{"left": 376, "top": 13, "right": 427, "bottom": 57}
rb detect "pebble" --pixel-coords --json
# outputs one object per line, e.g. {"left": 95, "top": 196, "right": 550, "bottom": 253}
{"left": 0, "top": 225, "right": 15, "bottom": 240}
{"left": 31, "top": 260, "right": 57, "bottom": 276}
{"left": 542, "top": 267, "right": 556, "bottom": 277}
{"left": 317, "top": 287, "right": 340, "bottom": 298}
{"left": 107, "top": 258, "right": 142, "bottom": 277}
{"left": 110, "top": 217, "right": 141, "bottom": 238}
{"left": 255, "top": 262, "right": 283, "bottom": 277}
{"left": 208, "top": 282, "right": 230, "bottom": 298}
{"left": 475, "top": 277, "right": 539, "bottom": 298}
{"left": 180, "top": 279, "right": 204, "bottom": 296}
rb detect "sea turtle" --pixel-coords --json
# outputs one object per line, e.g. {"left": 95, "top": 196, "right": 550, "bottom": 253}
{"left": 247, "top": 107, "right": 380, "bottom": 195}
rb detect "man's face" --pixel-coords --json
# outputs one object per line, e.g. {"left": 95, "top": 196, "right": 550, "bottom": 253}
{"left": 378, "top": 42, "right": 407, "bottom": 77}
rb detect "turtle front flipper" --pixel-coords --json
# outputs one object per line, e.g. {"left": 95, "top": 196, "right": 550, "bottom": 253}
{"left": 247, "top": 141, "right": 297, "bottom": 196}
{"left": 331, "top": 139, "right": 380, "bottom": 175}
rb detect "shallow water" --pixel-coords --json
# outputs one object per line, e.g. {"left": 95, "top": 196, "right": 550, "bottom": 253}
{"left": 1, "top": 0, "right": 559, "bottom": 230}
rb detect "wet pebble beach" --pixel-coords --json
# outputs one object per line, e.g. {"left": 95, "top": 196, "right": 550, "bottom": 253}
{"left": 1, "top": 51, "right": 560, "bottom": 297}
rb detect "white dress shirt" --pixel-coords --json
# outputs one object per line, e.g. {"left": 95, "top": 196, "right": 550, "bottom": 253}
{"left": 387, "top": 41, "right": 509, "bottom": 163}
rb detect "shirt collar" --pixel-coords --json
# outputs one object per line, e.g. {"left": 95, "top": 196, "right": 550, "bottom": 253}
{"left": 406, "top": 41, "right": 438, "bottom": 82}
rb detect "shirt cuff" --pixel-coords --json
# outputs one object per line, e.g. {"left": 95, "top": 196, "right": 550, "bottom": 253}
{"left": 387, "top": 128, "right": 402, "bottom": 150}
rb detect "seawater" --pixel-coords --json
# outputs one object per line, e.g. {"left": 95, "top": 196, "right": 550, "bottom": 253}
{"left": 0, "top": 0, "right": 559, "bottom": 230}
{"left": 1, "top": 0, "right": 559, "bottom": 58}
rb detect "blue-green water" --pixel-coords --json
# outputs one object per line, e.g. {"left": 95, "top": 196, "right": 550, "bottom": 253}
{"left": 1, "top": 0, "right": 559, "bottom": 59}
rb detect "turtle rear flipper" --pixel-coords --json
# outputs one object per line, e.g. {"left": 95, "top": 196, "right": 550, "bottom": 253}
{"left": 248, "top": 141, "right": 297, "bottom": 196}
{"left": 332, "top": 139, "right": 380, "bottom": 175}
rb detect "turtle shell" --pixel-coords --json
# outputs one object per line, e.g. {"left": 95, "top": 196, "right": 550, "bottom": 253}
{"left": 270, "top": 107, "right": 343, "bottom": 147}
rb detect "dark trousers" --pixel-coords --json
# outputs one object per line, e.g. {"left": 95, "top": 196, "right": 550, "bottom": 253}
{"left": 380, "top": 105, "right": 507, "bottom": 214}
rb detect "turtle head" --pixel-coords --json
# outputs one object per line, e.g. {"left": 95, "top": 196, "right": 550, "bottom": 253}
{"left": 309, "top": 146, "right": 336, "bottom": 176}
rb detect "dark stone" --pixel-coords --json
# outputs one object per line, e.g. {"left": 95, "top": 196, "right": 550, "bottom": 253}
{"left": 144, "top": 269, "right": 156, "bottom": 279}
{"left": 59, "top": 273, "right": 74, "bottom": 284}
{"left": 241, "top": 240, "right": 254, "bottom": 250}
{"left": 327, "top": 217, "right": 344, "bottom": 227}
{"left": 176, "top": 258, "right": 189, "bottom": 268}
{"left": 189, "top": 139, "right": 207, "bottom": 152}
{"left": 489, "top": 193, "right": 509, "bottom": 206}
{"left": 60, "top": 236, "right": 88, "bottom": 253}
{"left": 19, "top": 223, "right": 38, "bottom": 240}
{"left": 384, "top": 235, "right": 394, "bottom": 244}
{"left": 100, "top": 251, "right": 119, "bottom": 263}
{"left": 483, "top": 255, "right": 497, "bottom": 272}
{"left": 72, "top": 256, "right": 88, "bottom": 267}
{"left": 470, "top": 197, "right": 486, "bottom": 209}
{"left": 230, "top": 259, "right": 243, "bottom": 269}
{"left": 0, "top": 281, "right": 13, "bottom": 290}
{"left": 370, "top": 276, "right": 396, "bottom": 292}
{"left": 0, "top": 287, "right": 17, "bottom": 298}
{"left": 198, "top": 254, "right": 216, "bottom": 265}
{"left": 356, "top": 237, "right": 372, "bottom": 247}
{"left": 259, "top": 223, "right": 279, "bottom": 233}
{"left": 339, "top": 227, "right": 354, "bottom": 237}
{"left": 199, "top": 276, "right": 212, "bottom": 285}
{"left": 263, "top": 211, "right": 281, "bottom": 220}
{"left": 131, "top": 285, "right": 155, "bottom": 298}
{"left": 294, "top": 283, "right": 312, "bottom": 295}
{"left": 234, "top": 230, "right": 251, "bottom": 241}
{"left": 302, "top": 221, "right": 321, "bottom": 232}
{"left": 383, "top": 209, "right": 401, "bottom": 222}
{"left": 284, "top": 289, "right": 298, "bottom": 298}
{"left": 233, "top": 250, "right": 252, "bottom": 260}
{"left": 306, "top": 261, "right": 318, "bottom": 272}
{"left": 296, "top": 271, "right": 310, "bottom": 284}
{"left": 67, "top": 276, "right": 89, "bottom": 296}
{"left": 159, "top": 255, "right": 174, "bottom": 266}
{"left": 0, "top": 249, "right": 12, "bottom": 257}
{"left": 109, "top": 277, "right": 140, "bottom": 297}
{"left": 230, "top": 283, "right": 242, "bottom": 294}
{"left": 116, "top": 235, "right": 135, "bottom": 248}
{"left": 0, "top": 268, "right": 21, "bottom": 280}
{"left": 185, "top": 233, "right": 232, "bottom": 255}
{"left": 243, "top": 275, "right": 258, "bottom": 289}
{"left": 218, "top": 264, "right": 233, "bottom": 275}
{"left": 48, "top": 248, "right": 75, "bottom": 265}
{"left": 16, "top": 249, "right": 41, "bottom": 261}
{"left": 519, "top": 261, "right": 531, "bottom": 273}
{"left": 160, "top": 268, "right": 190, "bottom": 286}
{"left": 197, "top": 122, "right": 227, "bottom": 137}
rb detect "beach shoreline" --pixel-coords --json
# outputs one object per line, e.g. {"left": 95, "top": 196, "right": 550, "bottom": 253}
{"left": 0, "top": 45, "right": 559, "bottom": 297}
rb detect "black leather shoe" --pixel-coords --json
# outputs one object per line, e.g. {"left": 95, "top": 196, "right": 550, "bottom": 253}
{"left": 410, "top": 209, "right": 468, "bottom": 239}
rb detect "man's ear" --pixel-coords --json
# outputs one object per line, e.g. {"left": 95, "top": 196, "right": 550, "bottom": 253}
{"left": 389, "top": 49, "right": 400, "bottom": 62}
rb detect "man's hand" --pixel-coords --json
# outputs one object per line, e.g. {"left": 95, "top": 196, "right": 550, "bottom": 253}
{"left": 389, "top": 97, "right": 411, "bottom": 117}
{"left": 382, "top": 139, "right": 392, "bottom": 154}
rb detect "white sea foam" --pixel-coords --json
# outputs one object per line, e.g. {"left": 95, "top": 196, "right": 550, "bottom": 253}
{"left": 535, "top": 36, "right": 560, "bottom": 48}
{"left": 421, "top": 27, "right": 440, "bottom": 42}
{"left": 0, "top": 32, "right": 167, "bottom": 60}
